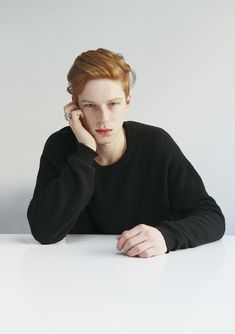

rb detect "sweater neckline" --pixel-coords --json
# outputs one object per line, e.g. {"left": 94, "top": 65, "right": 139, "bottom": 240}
{"left": 92, "top": 121, "right": 135, "bottom": 173}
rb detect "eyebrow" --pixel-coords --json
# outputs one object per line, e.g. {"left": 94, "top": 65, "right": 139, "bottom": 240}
{"left": 80, "top": 98, "right": 122, "bottom": 103}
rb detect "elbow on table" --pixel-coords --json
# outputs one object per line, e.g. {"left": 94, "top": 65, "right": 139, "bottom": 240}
{"left": 27, "top": 212, "right": 66, "bottom": 244}
{"left": 214, "top": 209, "right": 226, "bottom": 241}
{"left": 30, "top": 228, "right": 65, "bottom": 245}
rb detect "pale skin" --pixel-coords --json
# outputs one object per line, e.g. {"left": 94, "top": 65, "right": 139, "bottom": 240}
{"left": 116, "top": 224, "right": 167, "bottom": 258}
{"left": 63, "top": 78, "right": 168, "bottom": 258}
{"left": 64, "top": 78, "right": 129, "bottom": 164}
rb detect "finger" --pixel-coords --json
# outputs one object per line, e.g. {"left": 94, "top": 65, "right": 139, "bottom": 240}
{"left": 117, "top": 225, "right": 143, "bottom": 251}
{"left": 71, "top": 109, "right": 85, "bottom": 119}
{"left": 126, "top": 241, "right": 152, "bottom": 257}
{"left": 64, "top": 108, "right": 77, "bottom": 122}
{"left": 137, "top": 247, "right": 155, "bottom": 258}
{"left": 66, "top": 111, "right": 78, "bottom": 126}
{"left": 70, "top": 110, "right": 83, "bottom": 124}
{"left": 122, "top": 234, "right": 148, "bottom": 253}
{"left": 64, "top": 102, "right": 74, "bottom": 108}
{"left": 64, "top": 102, "right": 80, "bottom": 112}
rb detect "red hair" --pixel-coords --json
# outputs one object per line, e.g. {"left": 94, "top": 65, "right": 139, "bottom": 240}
{"left": 67, "top": 48, "right": 136, "bottom": 105}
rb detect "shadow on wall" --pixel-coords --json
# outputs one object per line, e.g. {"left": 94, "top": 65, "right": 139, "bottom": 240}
{"left": 0, "top": 189, "right": 32, "bottom": 233}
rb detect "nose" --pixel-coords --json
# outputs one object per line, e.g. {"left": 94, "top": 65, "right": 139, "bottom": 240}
{"left": 97, "top": 106, "right": 110, "bottom": 123}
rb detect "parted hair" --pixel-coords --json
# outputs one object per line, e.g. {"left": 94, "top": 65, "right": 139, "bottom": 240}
{"left": 67, "top": 48, "right": 136, "bottom": 105}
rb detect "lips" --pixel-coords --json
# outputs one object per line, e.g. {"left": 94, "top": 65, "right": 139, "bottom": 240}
{"left": 96, "top": 129, "right": 112, "bottom": 133}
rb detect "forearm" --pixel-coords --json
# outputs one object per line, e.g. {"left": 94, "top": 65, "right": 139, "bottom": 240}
{"left": 27, "top": 147, "right": 96, "bottom": 244}
{"left": 157, "top": 199, "right": 225, "bottom": 252}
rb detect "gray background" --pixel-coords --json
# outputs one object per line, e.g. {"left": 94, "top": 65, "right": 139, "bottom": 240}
{"left": 0, "top": 0, "right": 234, "bottom": 233}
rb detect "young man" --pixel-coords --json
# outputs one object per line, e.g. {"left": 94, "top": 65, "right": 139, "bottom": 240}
{"left": 27, "top": 48, "right": 225, "bottom": 258}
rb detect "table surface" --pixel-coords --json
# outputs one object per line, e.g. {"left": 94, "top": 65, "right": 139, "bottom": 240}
{"left": 0, "top": 234, "right": 234, "bottom": 334}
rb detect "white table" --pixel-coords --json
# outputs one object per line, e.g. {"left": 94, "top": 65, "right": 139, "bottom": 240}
{"left": 0, "top": 234, "right": 234, "bottom": 334}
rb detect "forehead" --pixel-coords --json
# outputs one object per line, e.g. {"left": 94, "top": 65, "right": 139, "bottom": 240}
{"left": 78, "top": 79, "right": 125, "bottom": 102}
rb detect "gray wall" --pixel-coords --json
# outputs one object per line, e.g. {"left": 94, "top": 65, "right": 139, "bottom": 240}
{"left": 1, "top": 0, "right": 234, "bottom": 233}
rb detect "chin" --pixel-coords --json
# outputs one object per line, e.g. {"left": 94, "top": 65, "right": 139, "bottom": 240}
{"left": 97, "top": 138, "right": 113, "bottom": 145}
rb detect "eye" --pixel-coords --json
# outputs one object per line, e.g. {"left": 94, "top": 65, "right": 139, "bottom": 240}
{"left": 109, "top": 102, "right": 120, "bottom": 107}
{"left": 84, "top": 104, "right": 96, "bottom": 108}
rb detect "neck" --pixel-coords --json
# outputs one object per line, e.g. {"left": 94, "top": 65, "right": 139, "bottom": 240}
{"left": 95, "top": 127, "right": 126, "bottom": 165}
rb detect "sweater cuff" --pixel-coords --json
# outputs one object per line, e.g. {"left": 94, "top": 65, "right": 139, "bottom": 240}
{"left": 71, "top": 143, "right": 98, "bottom": 165}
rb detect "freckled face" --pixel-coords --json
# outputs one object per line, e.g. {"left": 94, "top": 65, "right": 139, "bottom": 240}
{"left": 77, "top": 79, "right": 131, "bottom": 145}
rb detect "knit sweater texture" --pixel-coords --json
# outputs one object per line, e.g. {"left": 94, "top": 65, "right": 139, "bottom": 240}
{"left": 27, "top": 120, "right": 225, "bottom": 252}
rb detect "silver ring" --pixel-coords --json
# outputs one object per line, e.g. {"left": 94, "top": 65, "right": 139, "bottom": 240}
{"left": 64, "top": 113, "right": 72, "bottom": 121}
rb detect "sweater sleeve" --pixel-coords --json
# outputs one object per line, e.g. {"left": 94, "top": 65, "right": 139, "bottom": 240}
{"left": 156, "top": 132, "right": 226, "bottom": 253}
{"left": 27, "top": 132, "right": 98, "bottom": 244}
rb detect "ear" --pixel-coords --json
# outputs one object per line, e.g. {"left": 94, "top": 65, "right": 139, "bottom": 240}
{"left": 126, "top": 94, "right": 131, "bottom": 105}
{"left": 125, "top": 94, "right": 131, "bottom": 111}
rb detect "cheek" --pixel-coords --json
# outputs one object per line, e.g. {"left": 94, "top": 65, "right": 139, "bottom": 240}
{"left": 116, "top": 112, "right": 125, "bottom": 123}
{"left": 83, "top": 113, "right": 94, "bottom": 124}
{"left": 81, "top": 115, "right": 93, "bottom": 132}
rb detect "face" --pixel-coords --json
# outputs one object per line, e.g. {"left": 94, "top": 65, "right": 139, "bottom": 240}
{"left": 75, "top": 79, "right": 131, "bottom": 145}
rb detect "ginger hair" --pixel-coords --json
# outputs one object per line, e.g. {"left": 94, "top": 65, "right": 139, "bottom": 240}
{"left": 67, "top": 48, "right": 136, "bottom": 105}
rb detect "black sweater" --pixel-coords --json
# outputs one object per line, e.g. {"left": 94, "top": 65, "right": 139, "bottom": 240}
{"left": 27, "top": 120, "right": 225, "bottom": 252}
